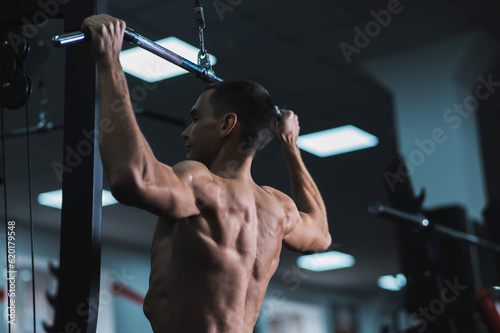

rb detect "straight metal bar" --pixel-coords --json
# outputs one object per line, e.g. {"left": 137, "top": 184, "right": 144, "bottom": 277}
{"left": 52, "top": 27, "right": 283, "bottom": 119}
{"left": 369, "top": 202, "right": 500, "bottom": 254}
{"left": 52, "top": 27, "right": 223, "bottom": 83}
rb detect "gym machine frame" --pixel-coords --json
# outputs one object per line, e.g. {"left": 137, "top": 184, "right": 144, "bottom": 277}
{"left": 1, "top": 1, "right": 106, "bottom": 333}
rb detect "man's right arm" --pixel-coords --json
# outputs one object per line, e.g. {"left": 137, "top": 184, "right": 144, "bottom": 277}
{"left": 82, "top": 15, "right": 212, "bottom": 219}
{"left": 275, "top": 111, "right": 331, "bottom": 254}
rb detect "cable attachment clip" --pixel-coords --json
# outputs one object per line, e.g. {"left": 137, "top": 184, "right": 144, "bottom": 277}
{"left": 197, "top": 49, "right": 212, "bottom": 72}
{"left": 197, "top": 25, "right": 211, "bottom": 71}
{"left": 194, "top": 0, "right": 213, "bottom": 73}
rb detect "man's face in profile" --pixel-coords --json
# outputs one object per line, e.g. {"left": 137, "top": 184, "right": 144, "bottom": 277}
{"left": 181, "top": 90, "right": 221, "bottom": 166}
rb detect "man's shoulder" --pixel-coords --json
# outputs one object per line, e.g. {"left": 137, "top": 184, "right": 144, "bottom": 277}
{"left": 172, "top": 160, "right": 209, "bottom": 172}
{"left": 260, "top": 185, "right": 277, "bottom": 195}
{"left": 260, "top": 186, "right": 292, "bottom": 205}
{"left": 172, "top": 161, "right": 214, "bottom": 182}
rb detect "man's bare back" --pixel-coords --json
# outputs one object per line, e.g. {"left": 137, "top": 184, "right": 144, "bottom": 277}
{"left": 144, "top": 177, "right": 289, "bottom": 333}
{"left": 82, "top": 14, "right": 331, "bottom": 333}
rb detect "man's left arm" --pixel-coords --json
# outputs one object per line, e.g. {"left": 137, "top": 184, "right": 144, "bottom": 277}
{"left": 274, "top": 111, "right": 331, "bottom": 254}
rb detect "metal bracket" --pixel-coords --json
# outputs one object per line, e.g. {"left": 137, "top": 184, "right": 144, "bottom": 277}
{"left": 197, "top": 49, "right": 212, "bottom": 71}
{"left": 195, "top": 1, "right": 214, "bottom": 74}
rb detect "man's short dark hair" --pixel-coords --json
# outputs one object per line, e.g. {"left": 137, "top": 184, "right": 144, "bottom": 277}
{"left": 204, "top": 80, "right": 277, "bottom": 152}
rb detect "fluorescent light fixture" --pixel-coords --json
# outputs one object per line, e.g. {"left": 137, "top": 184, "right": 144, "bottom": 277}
{"left": 297, "top": 251, "right": 355, "bottom": 272}
{"left": 120, "top": 36, "right": 217, "bottom": 82}
{"left": 38, "top": 189, "right": 118, "bottom": 209}
{"left": 296, "top": 125, "right": 378, "bottom": 157}
{"left": 378, "top": 274, "right": 407, "bottom": 291}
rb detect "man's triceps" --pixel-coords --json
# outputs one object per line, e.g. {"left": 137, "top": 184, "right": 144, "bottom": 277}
{"left": 283, "top": 208, "right": 329, "bottom": 254}
{"left": 127, "top": 161, "right": 207, "bottom": 218}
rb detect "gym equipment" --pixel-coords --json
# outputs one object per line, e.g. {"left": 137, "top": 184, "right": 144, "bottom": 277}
{"left": 51, "top": 1, "right": 283, "bottom": 119}
{"left": 370, "top": 155, "right": 500, "bottom": 333}
{"left": 52, "top": 27, "right": 223, "bottom": 84}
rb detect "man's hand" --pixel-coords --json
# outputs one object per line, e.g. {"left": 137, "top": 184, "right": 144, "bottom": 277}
{"left": 81, "top": 14, "right": 126, "bottom": 65}
{"left": 274, "top": 110, "right": 300, "bottom": 147}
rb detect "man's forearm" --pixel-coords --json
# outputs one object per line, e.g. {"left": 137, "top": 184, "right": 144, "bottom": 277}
{"left": 282, "top": 144, "right": 327, "bottom": 220}
{"left": 97, "top": 60, "right": 151, "bottom": 188}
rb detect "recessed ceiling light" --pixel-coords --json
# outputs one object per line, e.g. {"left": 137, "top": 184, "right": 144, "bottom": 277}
{"left": 38, "top": 189, "right": 118, "bottom": 209}
{"left": 378, "top": 274, "right": 407, "bottom": 291}
{"left": 296, "top": 125, "right": 378, "bottom": 157}
{"left": 297, "top": 251, "right": 355, "bottom": 272}
{"left": 119, "top": 36, "right": 217, "bottom": 82}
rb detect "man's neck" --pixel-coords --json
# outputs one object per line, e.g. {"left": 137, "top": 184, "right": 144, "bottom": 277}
{"left": 209, "top": 145, "right": 254, "bottom": 181}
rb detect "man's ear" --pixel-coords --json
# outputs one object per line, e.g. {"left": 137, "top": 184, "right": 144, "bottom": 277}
{"left": 219, "top": 113, "right": 237, "bottom": 138}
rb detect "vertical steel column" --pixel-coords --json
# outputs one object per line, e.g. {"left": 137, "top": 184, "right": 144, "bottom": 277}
{"left": 51, "top": 0, "right": 107, "bottom": 332}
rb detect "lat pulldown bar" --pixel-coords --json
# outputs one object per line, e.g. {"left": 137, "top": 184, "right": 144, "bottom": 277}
{"left": 51, "top": 26, "right": 284, "bottom": 119}
{"left": 52, "top": 27, "right": 223, "bottom": 84}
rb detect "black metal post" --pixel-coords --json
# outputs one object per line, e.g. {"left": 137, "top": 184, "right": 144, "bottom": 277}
{"left": 50, "top": 0, "right": 107, "bottom": 332}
